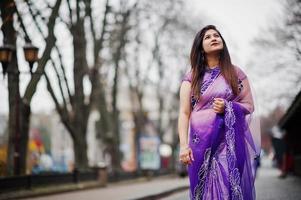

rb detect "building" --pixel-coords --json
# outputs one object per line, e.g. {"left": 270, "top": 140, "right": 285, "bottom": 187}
{"left": 278, "top": 90, "right": 301, "bottom": 175}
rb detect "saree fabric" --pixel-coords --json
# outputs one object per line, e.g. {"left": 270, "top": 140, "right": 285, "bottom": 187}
{"left": 182, "top": 66, "right": 260, "bottom": 200}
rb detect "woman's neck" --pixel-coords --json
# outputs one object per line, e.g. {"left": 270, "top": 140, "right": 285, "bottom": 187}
{"left": 206, "top": 54, "right": 219, "bottom": 68}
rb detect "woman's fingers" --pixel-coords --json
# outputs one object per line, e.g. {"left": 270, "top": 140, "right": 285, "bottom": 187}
{"left": 189, "top": 149, "right": 194, "bottom": 161}
{"left": 213, "top": 104, "right": 222, "bottom": 109}
{"left": 179, "top": 148, "right": 194, "bottom": 165}
{"left": 186, "top": 156, "right": 191, "bottom": 165}
{"left": 213, "top": 105, "right": 222, "bottom": 113}
{"left": 213, "top": 98, "right": 225, "bottom": 113}
{"left": 213, "top": 99, "right": 224, "bottom": 106}
{"left": 180, "top": 156, "right": 190, "bottom": 165}
{"left": 214, "top": 98, "right": 224, "bottom": 102}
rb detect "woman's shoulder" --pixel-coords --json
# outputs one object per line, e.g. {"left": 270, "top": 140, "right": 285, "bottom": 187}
{"left": 182, "top": 70, "right": 192, "bottom": 83}
{"left": 233, "top": 65, "right": 247, "bottom": 80}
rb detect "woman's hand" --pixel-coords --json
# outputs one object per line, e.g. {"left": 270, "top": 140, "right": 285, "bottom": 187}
{"left": 213, "top": 98, "right": 225, "bottom": 113}
{"left": 179, "top": 146, "right": 194, "bottom": 165}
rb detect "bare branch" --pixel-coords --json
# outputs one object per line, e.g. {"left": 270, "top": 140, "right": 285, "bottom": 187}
{"left": 85, "top": 0, "right": 97, "bottom": 46}
{"left": 66, "top": 0, "right": 73, "bottom": 25}
{"left": 111, "top": 9, "right": 131, "bottom": 112}
{"left": 27, "top": 1, "right": 48, "bottom": 22}
{"left": 88, "top": 0, "right": 111, "bottom": 111}
{"left": 50, "top": 59, "right": 68, "bottom": 111}
{"left": 44, "top": 72, "right": 75, "bottom": 138}
{"left": 94, "top": 0, "right": 110, "bottom": 63}
{"left": 28, "top": 0, "right": 71, "bottom": 29}
{"left": 23, "top": 0, "right": 62, "bottom": 103}
{"left": 24, "top": 0, "right": 73, "bottom": 108}
{"left": 55, "top": 46, "right": 74, "bottom": 106}
{"left": 24, "top": 1, "right": 47, "bottom": 38}
{"left": 14, "top": 4, "right": 31, "bottom": 43}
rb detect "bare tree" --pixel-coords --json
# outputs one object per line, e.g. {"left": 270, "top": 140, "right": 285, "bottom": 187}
{"left": 3, "top": 0, "right": 203, "bottom": 175}
{"left": 1, "top": 0, "right": 62, "bottom": 175}
{"left": 21, "top": 0, "right": 139, "bottom": 171}
{"left": 248, "top": 0, "right": 301, "bottom": 117}
{"left": 41, "top": 0, "right": 114, "bottom": 170}
{"left": 120, "top": 0, "right": 202, "bottom": 171}
{"left": 105, "top": 1, "right": 136, "bottom": 172}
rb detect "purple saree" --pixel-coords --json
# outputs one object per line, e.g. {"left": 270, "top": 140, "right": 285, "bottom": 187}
{"left": 182, "top": 66, "right": 260, "bottom": 200}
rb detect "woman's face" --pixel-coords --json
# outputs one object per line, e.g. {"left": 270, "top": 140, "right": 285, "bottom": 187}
{"left": 202, "top": 29, "right": 223, "bottom": 54}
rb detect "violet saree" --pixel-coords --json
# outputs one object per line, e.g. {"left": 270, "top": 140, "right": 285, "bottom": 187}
{"left": 182, "top": 66, "right": 260, "bottom": 200}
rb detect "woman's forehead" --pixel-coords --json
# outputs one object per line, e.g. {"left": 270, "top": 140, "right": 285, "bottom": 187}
{"left": 204, "top": 29, "right": 219, "bottom": 35}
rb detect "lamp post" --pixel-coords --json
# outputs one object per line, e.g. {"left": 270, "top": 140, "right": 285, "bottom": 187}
{"left": 0, "top": 43, "right": 39, "bottom": 175}
{"left": 0, "top": 44, "right": 13, "bottom": 76}
{"left": 0, "top": 43, "right": 39, "bottom": 76}
{"left": 23, "top": 43, "right": 39, "bottom": 74}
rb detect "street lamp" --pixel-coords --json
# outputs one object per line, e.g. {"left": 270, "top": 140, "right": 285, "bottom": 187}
{"left": 23, "top": 43, "right": 39, "bottom": 74}
{"left": 0, "top": 43, "right": 39, "bottom": 76}
{"left": 0, "top": 44, "right": 13, "bottom": 76}
{"left": 0, "top": 42, "right": 39, "bottom": 175}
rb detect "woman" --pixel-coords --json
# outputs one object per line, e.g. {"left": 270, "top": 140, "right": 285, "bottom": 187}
{"left": 178, "top": 25, "right": 260, "bottom": 200}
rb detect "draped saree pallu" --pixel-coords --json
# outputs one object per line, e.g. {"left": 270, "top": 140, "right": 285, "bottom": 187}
{"left": 182, "top": 67, "right": 260, "bottom": 200}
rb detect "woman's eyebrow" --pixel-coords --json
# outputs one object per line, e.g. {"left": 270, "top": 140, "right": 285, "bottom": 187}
{"left": 205, "top": 32, "right": 218, "bottom": 37}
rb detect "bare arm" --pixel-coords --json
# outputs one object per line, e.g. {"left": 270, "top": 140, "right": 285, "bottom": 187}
{"left": 178, "top": 81, "right": 191, "bottom": 148}
{"left": 178, "top": 81, "right": 194, "bottom": 164}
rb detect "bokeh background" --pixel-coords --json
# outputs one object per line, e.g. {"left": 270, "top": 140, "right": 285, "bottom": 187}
{"left": 0, "top": 1, "right": 300, "bottom": 198}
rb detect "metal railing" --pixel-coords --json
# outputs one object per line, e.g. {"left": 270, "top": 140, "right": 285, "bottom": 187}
{"left": 0, "top": 169, "right": 99, "bottom": 192}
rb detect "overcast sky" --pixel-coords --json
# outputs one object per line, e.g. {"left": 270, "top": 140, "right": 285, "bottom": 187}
{"left": 0, "top": 0, "right": 284, "bottom": 114}
{"left": 190, "top": 0, "right": 284, "bottom": 66}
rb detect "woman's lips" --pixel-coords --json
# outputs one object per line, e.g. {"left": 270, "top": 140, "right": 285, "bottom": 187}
{"left": 211, "top": 42, "right": 219, "bottom": 46}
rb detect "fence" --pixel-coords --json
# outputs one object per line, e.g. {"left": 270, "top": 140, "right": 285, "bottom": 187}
{"left": 0, "top": 168, "right": 102, "bottom": 192}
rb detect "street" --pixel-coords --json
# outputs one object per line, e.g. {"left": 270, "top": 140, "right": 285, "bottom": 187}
{"left": 161, "top": 159, "right": 301, "bottom": 200}
{"left": 21, "top": 158, "right": 301, "bottom": 200}
{"left": 22, "top": 176, "right": 189, "bottom": 200}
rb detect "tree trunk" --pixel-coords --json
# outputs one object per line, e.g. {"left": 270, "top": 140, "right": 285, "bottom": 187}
{"left": 158, "top": 96, "right": 164, "bottom": 142}
{"left": 110, "top": 112, "right": 121, "bottom": 172}
{"left": 19, "top": 103, "right": 31, "bottom": 174}
{"left": 71, "top": 13, "right": 89, "bottom": 169}
{"left": 132, "top": 110, "right": 145, "bottom": 171}
{"left": 110, "top": 57, "right": 121, "bottom": 171}
{"left": 110, "top": 43, "right": 121, "bottom": 173}
{"left": 6, "top": 73, "right": 21, "bottom": 176}
{"left": 73, "top": 130, "right": 89, "bottom": 170}
{"left": 1, "top": 0, "right": 22, "bottom": 176}
{"left": 109, "top": 11, "right": 132, "bottom": 172}
{"left": 95, "top": 79, "right": 113, "bottom": 140}
{"left": 4, "top": 0, "right": 61, "bottom": 176}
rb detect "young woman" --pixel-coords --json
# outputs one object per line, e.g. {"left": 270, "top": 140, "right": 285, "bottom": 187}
{"left": 178, "top": 25, "right": 260, "bottom": 200}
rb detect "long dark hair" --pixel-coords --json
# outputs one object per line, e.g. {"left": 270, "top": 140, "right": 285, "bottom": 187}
{"left": 190, "top": 25, "right": 239, "bottom": 99}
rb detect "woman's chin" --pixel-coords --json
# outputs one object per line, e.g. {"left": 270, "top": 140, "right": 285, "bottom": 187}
{"left": 207, "top": 48, "right": 222, "bottom": 55}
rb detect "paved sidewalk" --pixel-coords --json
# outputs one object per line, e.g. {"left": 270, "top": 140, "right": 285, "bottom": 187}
{"left": 255, "top": 159, "right": 301, "bottom": 200}
{"left": 161, "top": 158, "right": 301, "bottom": 200}
{"left": 21, "top": 175, "right": 189, "bottom": 200}
{"left": 3, "top": 158, "right": 300, "bottom": 200}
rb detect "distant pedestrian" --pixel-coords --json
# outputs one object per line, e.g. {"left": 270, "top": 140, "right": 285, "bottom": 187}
{"left": 178, "top": 25, "right": 261, "bottom": 200}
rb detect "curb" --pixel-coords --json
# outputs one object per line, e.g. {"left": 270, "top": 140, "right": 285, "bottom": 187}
{"left": 0, "top": 175, "right": 183, "bottom": 200}
{"left": 0, "top": 181, "right": 103, "bottom": 200}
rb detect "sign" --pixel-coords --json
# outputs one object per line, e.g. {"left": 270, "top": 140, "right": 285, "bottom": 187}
{"left": 139, "top": 135, "right": 160, "bottom": 170}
